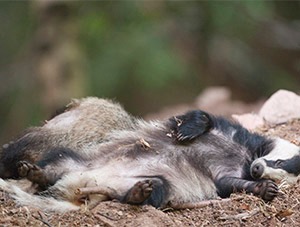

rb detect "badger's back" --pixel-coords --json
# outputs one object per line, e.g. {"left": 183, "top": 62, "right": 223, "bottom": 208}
{"left": 0, "top": 98, "right": 136, "bottom": 179}
{"left": 44, "top": 97, "right": 136, "bottom": 147}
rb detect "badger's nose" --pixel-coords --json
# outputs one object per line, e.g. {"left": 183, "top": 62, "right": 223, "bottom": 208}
{"left": 251, "top": 163, "right": 264, "bottom": 179}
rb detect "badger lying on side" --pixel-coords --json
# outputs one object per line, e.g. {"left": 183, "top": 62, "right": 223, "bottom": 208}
{"left": 1, "top": 110, "right": 299, "bottom": 212}
{"left": 0, "top": 97, "right": 136, "bottom": 179}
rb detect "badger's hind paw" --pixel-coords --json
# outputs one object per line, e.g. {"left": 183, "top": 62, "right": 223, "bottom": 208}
{"left": 125, "top": 180, "right": 153, "bottom": 204}
{"left": 254, "top": 180, "right": 278, "bottom": 201}
{"left": 17, "top": 161, "right": 43, "bottom": 182}
{"left": 18, "top": 161, "right": 37, "bottom": 177}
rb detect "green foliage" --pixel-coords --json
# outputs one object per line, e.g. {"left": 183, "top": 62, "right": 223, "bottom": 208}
{"left": 209, "top": 2, "right": 273, "bottom": 39}
{"left": 79, "top": 2, "right": 187, "bottom": 97}
{"left": 0, "top": 1, "right": 34, "bottom": 67}
{"left": 0, "top": 1, "right": 300, "bottom": 143}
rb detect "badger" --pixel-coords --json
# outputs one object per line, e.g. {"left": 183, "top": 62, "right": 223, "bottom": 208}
{"left": 0, "top": 97, "right": 136, "bottom": 179}
{"left": 1, "top": 109, "right": 299, "bottom": 212}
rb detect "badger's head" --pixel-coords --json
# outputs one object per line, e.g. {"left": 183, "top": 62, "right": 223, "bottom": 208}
{"left": 250, "top": 138, "right": 300, "bottom": 184}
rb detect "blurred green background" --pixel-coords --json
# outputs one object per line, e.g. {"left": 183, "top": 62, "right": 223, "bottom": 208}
{"left": 1, "top": 1, "right": 300, "bottom": 144}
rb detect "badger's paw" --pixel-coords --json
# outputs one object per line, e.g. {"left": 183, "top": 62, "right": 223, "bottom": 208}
{"left": 124, "top": 180, "right": 153, "bottom": 204}
{"left": 169, "top": 110, "right": 212, "bottom": 142}
{"left": 253, "top": 180, "right": 278, "bottom": 201}
{"left": 17, "top": 161, "right": 44, "bottom": 182}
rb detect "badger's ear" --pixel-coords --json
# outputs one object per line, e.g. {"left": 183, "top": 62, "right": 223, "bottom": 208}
{"left": 168, "top": 110, "right": 213, "bottom": 142}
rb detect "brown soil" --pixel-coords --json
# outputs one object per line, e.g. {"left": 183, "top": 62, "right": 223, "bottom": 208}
{"left": 1, "top": 119, "right": 300, "bottom": 227}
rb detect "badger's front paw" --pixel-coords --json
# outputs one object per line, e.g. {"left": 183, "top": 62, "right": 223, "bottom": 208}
{"left": 169, "top": 110, "right": 212, "bottom": 142}
{"left": 253, "top": 180, "right": 278, "bottom": 201}
{"left": 125, "top": 180, "right": 153, "bottom": 204}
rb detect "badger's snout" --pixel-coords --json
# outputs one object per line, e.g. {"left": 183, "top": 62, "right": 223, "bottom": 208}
{"left": 251, "top": 162, "right": 264, "bottom": 179}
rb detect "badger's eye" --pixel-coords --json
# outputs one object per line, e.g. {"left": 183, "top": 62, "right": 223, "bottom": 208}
{"left": 275, "top": 160, "right": 283, "bottom": 167}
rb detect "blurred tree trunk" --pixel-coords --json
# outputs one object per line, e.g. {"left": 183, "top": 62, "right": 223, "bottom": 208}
{"left": 31, "top": 0, "right": 86, "bottom": 114}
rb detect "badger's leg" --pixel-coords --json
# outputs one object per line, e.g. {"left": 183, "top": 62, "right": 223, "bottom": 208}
{"left": 17, "top": 161, "right": 58, "bottom": 189}
{"left": 17, "top": 147, "right": 86, "bottom": 190}
{"left": 215, "top": 177, "right": 278, "bottom": 201}
{"left": 168, "top": 110, "right": 213, "bottom": 141}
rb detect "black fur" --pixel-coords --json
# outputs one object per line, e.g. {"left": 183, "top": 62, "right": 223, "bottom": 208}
{"left": 36, "top": 147, "right": 84, "bottom": 168}
{"left": 265, "top": 155, "right": 300, "bottom": 175}
{"left": 16, "top": 148, "right": 87, "bottom": 190}
{"left": 171, "top": 110, "right": 274, "bottom": 157}
{"left": 168, "top": 110, "right": 281, "bottom": 201}
{"left": 0, "top": 129, "right": 44, "bottom": 179}
{"left": 169, "top": 110, "right": 212, "bottom": 141}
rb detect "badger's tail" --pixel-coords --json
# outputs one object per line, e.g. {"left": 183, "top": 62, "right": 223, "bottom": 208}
{"left": 0, "top": 178, "right": 79, "bottom": 212}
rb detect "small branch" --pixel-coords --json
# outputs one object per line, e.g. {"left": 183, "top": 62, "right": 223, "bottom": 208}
{"left": 219, "top": 208, "right": 260, "bottom": 221}
{"left": 75, "top": 186, "right": 116, "bottom": 197}
{"left": 168, "top": 198, "right": 231, "bottom": 210}
{"left": 94, "top": 213, "right": 116, "bottom": 227}
{"left": 32, "top": 211, "right": 52, "bottom": 227}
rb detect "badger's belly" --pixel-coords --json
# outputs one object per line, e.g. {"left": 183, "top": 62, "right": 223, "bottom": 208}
{"left": 49, "top": 156, "right": 218, "bottom": 205}
{"left": 158, "top": 163, "right": 218, "bottom": 203}
{"left": 140, "top": 157, "right": 218, "bottom": 203}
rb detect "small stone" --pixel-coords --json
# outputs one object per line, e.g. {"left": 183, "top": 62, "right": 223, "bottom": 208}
{"left": 259, "top": 90, "right": 300, "bottom": 125}
{"left": 116, "top": 211, "right": 123, "bottom": 216}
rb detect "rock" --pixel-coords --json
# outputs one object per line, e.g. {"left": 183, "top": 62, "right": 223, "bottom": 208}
{"left": 232, "top": 113, "right": 264, "bottom": 130}
{"left": 195, "top": 86, "right": 263, "bottom": 117}
{"left": 195, "top": 86, "right": 231, "bottom": 109}
{"left": 259, "top": 90, "right": 300, "bottom": 125}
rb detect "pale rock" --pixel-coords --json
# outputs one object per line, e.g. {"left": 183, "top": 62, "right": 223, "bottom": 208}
{"left": 259, "top": 89, "right": 300, "bottom": 125}
{"left": 195, "top": 86, "right": 231, "bottom": 108}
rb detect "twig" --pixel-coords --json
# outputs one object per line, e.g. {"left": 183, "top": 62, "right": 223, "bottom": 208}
{"left": 32, "top": 211, "right": 52, "bottom": 227}
{"left": 219, "top": 208, "right": 260, "bottom": 221}
{"left": 74, "top": 186, "right": 116, "bottom": 197}
{"left": 168, "top": 198, "right": 231, "bottom": 210}
{"left": 94, "top": 213, "right": 117, "bottom": 227}
{"left": 96, "top": 212, "right": 119, "bottom": 221}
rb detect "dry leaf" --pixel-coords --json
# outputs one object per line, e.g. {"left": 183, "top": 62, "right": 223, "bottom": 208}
{"left": 276, "top": 209, "right": 294, "bottom": 219}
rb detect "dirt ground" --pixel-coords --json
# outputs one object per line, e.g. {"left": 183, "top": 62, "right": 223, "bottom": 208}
{"left": 1, "top": 119, "right": 300, "bottom": 226}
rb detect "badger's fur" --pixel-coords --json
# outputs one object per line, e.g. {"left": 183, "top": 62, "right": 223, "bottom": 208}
{"left": 1, "top": 110, "right": 299, "bottom": 212}
{"left": 0, "top": 97, "right": 136, "bottom": 179}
